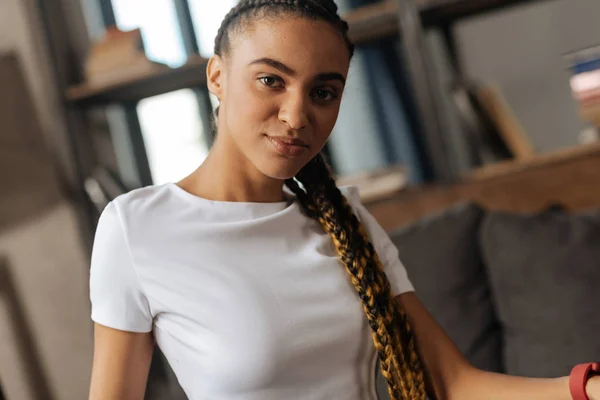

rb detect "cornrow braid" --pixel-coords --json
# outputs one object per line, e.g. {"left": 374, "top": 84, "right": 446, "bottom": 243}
{"left": 285, "top": 154, "right": 428, "bottom": 400}
{"left": 214, "top": 0, "right": 354, "bottom": 58}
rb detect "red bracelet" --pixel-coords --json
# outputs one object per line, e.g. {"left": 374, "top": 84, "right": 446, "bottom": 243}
{"left": 570, "top": 362, "right": 600, "bottom": 400}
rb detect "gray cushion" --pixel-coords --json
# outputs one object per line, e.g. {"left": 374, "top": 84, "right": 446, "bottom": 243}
{"left": 390, "top": 203, "right": 503, "bottom": 372}
{"left": 480, "top": 209, "right": 600, "bottom": 377}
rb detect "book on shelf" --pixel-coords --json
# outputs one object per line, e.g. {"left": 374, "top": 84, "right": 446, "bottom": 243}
{"left": 564, "top": 43, "right": 600, "bottom": 74}
{"left": 83, "top": 26, "right": 169, "bottom": 88}
{"left": 565, "top": 44, "right": 600, "bottom": 128}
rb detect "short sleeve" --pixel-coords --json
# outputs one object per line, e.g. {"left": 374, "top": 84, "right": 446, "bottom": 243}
{"left": 343, "top": 187, "right": 415, "bottom": 297}
{"left": 89, "top": 201, "right": 153, "bottom": 332}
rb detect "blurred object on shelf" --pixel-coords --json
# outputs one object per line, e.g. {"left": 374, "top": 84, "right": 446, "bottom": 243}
{"left": 579, "top": 126, "right": 600, "bottom": 145}
{"left": 565, "top": 44, "right": 600, "bottom": 128}
{"left": 336, "top": 166, "right": 408, "bottom": 204}
{"left": 579, "top": 101, "right": 600, "bottom": 127}
{"left": 451, "top": 79, "right": 514, "bottom": 167}
{"left": 476, "top": 85, "right": 535, "bottom": 160}
{"left": 83, "top": 26, "right": 168, "bottom": 88}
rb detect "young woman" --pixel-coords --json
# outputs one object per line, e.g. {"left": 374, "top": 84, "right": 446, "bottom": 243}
{"left": 88, "top": 1, "right": 600, "bottom": 399}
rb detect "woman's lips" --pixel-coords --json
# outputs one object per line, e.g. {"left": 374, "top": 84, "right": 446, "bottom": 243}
{"left": 266, "top": 135, "right": 310, "bottom": 157}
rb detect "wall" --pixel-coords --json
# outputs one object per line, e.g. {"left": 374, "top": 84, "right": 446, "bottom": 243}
{"left": 455, "top": 0, "right": 600, "bottom": 152}
{"left": 0, "top": 0, "right": 95, "bottom": 399}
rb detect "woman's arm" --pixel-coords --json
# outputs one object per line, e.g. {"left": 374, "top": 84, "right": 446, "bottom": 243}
{"left": 89, "top": 323, "right": 154, "bottom": 400}
{"left": 397, "top": 292, "right": 600, "bottom": 400}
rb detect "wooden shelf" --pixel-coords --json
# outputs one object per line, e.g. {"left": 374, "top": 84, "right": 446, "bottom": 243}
{"left": 66, "top": 56, "right": 208, "bottom": 106}
{"left": 467, "top": 142, "right": 600, "bottom": 181}
{"left": 345, "top": 0, "right": 552, "bottom": 45}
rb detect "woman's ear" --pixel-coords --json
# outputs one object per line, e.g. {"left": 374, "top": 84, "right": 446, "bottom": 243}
{"left": 206, "top": 55, "right": 224, "bottom": 100}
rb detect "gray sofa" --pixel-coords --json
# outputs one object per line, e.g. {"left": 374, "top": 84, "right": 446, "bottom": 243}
{"left": 389, "top": 202, "right": 600, "bottom": 378}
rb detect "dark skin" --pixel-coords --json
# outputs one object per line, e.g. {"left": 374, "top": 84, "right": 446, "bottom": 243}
{"left": 89, "top": 16, "right": 600, "bottom": 400}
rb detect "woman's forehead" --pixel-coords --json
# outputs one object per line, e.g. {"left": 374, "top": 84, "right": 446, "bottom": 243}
{"left": 228, "top": 17, "right": 350, "bottom": 76}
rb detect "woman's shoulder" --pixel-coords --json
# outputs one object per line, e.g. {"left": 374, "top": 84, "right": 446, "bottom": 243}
{"left": 337, "top": 184, "right": 384, "bottom": 232}
{"left": 107, "top": 183, "right": 177, "bottom": 224}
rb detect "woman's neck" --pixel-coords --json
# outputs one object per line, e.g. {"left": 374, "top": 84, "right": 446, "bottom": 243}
{"left": 178, "top": 136, "right": 287, "bottom": 204}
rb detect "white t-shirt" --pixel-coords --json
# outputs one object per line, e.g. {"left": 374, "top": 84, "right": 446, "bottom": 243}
{"left": 89, "top": 183, "right": 414, "bottom": 400}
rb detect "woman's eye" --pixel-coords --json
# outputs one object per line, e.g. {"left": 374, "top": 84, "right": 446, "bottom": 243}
{"left": 259, "top": 76, "right": 283, "bottom": 88}
{"left": 313, "top": 88, "right": 337, "bottom": 102}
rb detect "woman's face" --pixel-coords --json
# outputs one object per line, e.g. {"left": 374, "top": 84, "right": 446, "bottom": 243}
{"left": 207, "top": 16, "right": 351, "bottom": 180}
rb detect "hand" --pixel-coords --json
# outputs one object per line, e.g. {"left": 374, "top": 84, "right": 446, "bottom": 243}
{"left": 587, "top": 375, "right": 600, "bottom": 400}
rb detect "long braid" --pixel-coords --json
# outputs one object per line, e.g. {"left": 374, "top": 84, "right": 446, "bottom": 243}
{"left": 287, "top": 173, "right": 406, "bottom": 399}
{"left": 349, "top": 205, "right": 427, "bottom": 398}
{"left": 215, "top": 1, "right": 426, "bottom": 398}
{"left": 347, "top": 194, "right": 426, "bottom": 398}
{"left": 286, "top": 154, "right": 428, "bottom": 400}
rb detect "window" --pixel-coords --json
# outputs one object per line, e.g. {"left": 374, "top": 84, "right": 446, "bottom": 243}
{"left": 188, "top": 0, "right": 239, "bottom": 112}
{"left": 111, "top": 0, "right": 187, "bottom": 67}
{"left": 188, "top": 0, "right": 239, "bottom": 57}
{"left": 111, "top": 0, "right": 210, "bottom": 184}
{"left": 137, "top": 90, "right": 209, "bottom": 185}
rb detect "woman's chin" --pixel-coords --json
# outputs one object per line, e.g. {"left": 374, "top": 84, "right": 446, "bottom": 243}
{"left": 257, "top": 160, "right": 306, "bottom": 181}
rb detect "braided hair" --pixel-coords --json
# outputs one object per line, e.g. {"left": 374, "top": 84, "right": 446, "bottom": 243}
{"left": 214, "top": 2, "right": 427, "bottom": 399}
{"left": 214, "top": 0, "right": 354, "bottom": 58}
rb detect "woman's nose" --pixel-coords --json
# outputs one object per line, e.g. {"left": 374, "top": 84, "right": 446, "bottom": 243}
{"left": 278, "top": 93, "right": 309, "bottom": 130}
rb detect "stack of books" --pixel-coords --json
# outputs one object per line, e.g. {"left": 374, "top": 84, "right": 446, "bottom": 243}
{"left": 566, "top": 44, "right": 600, "bottom": 129}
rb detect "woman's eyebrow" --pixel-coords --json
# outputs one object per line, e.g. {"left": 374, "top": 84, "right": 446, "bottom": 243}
{"left": 249, "top": 57, "right": 346, "bottom": 84}
{"left": 249, "top": 57, "right": 296, "bottom": 76}
{"left": 315, "top": 73, "right": 346, "bottom": 85}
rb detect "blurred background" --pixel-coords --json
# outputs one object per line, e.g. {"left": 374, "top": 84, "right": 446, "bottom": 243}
{"left": 2, "top": 0, "right": 600, "bottom": 399}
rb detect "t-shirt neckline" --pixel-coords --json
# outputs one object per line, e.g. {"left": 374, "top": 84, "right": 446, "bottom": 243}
{"left": 166, "top": 182, "right": 295, "bottom": 220}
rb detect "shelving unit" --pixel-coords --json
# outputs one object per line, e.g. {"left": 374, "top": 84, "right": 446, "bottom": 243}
{"left": 347, "top": 0, "right": 554, "bottom": 181}
{"left": 63, "top": 0, "right": 557, "bottom": 184}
